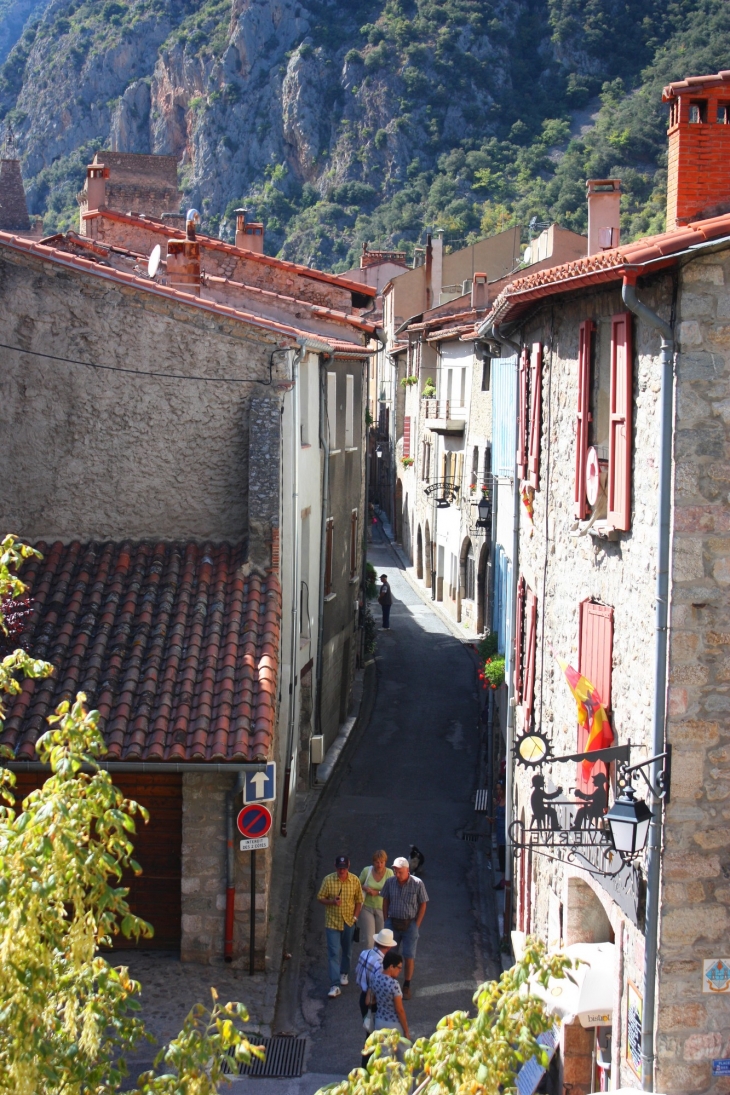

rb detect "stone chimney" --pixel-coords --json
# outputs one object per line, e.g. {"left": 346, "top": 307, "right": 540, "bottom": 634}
{"left": 235, "top": 208, "right": 264, "bottom": 253}
{"left": 586, "top": 179, "right": 621, "bottom": 255}
{"left": 471, "top": 272, "right": 488, "bottom": 310}
{"left": 167, "top": 209, "right": 201, "bottom": 295}
{"left": 662, "top": 70, "right": 730, "bottom": 227}
{"left": 85, "top": 163, "right": 109, "bottom": 212}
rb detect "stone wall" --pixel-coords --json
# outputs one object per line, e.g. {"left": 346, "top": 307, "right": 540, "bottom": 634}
{"left": 656, "top": 252, "right": 730, "bottom": 1094}
{"left": 248, "top": 396, "right": 282, "bottom": 571}
{"left": 0, "top": 246, "right": 281, "bottom": 543}
{"left": 181, "top": 773, "right": 270, "bottom": 966}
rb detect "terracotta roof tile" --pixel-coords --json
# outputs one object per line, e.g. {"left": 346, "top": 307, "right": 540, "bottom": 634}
{"left": 485, "top": 211, "right": 730, "bottom": 326}
{"left": 3, "top": 541, "right": 281, "bottom": 763}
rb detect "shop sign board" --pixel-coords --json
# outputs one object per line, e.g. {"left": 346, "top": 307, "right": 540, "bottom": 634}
{"left": 626, "top": 981, "right": 642, "bottom": 1080}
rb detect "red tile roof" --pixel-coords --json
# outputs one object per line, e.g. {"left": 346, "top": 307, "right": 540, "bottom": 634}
{"left": 3, "top": 541, "right": 281, "bottom": 763}
{"left": 485, "top": 212, "right": 730, "bottom": 326}
{"left": 82, "top": 210, "right": 377, "bottom": 298}
{"left": 0, "top": 231, "right": 374, "bottom": 356}
{"left": 663, "top": 70, "right": 730, "bottom": 100}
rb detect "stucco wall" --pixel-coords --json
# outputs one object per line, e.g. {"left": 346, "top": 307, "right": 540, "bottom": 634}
{"left": 0, "top": 247, "right": 282, "bottom": 542}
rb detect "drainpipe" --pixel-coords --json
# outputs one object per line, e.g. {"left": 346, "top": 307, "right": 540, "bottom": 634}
{"left": 224, "top": 771, "right": 246, "bottom": 960}
{"left": 280, "top": 344, "right": 303, "bottom": 837}
{"left": 503, "top": 346, "right": 521, "bottom": 913}
{"left": 314, "top": 357, "right": 331, "bottom": 748}
{"left": 622, "top": 276, "right": 674, "bottom": 1093}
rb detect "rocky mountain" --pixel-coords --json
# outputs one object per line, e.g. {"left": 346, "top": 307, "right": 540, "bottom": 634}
{"left": 0, "top": 0, "right": 728, "bottom": 268}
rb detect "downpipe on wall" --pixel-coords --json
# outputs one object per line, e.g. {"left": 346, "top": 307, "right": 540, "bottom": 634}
{"left": 280, "top": 343, "right": 303, "bottom": 837}
{"left": 622, "top": 275, "right": 674, "bottom": 1092}
{"left": 224, "top": 771, "right": 246, "bottom": 961}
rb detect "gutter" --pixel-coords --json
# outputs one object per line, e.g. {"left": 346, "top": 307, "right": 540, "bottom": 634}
{"left": 621, "top": 275, "right": 674, "bottom": 1093}
{"left": 2, "top": 761, "right": 267, "bottom": 772}
{"left": 503, "top": 342, "right": 522, "bottom": 910}
{"left": 314, "top": 357, "right": 331, "bottom": 753}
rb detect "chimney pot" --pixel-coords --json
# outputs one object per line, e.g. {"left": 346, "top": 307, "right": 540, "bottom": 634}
{"left": 586, "top": 178, "right": 621, "bottom": 256}
{"left": 471, "top": 272, "right": 488, "bottom": 310}
{"left": 235, "top": 207, "right": 264, "bottom": 253}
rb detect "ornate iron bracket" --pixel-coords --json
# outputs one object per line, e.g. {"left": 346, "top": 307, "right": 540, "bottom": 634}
{"left": 616, "top": 745, "right": 672, "bottom": 804}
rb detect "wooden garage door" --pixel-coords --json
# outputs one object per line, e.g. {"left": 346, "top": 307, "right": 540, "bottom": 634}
{"left": 11, "top": 771, "right": 182, "bottom": 951}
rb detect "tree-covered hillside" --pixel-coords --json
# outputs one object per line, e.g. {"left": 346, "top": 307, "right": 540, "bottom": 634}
{"left": 0, "top": 0, "right": 728, "bottom": 269}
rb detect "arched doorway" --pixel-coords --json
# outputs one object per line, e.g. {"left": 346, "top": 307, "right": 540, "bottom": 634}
{"left": 477, "top": 541, "right": 489, "bottom": 633}
{"left": 458, "top": 537, "right": 474, "bottom": 625}
{"left": 416, "top": 525, "right": 423, "bottom": 580}
{"left": 395, "top": 479, "right": 403, "bottom": 542}
{"left": 424, "top": 520, "right": 431, "bottom": 588}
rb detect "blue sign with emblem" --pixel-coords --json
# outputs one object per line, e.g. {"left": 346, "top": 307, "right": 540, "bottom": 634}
{"left": 712, "top": 1060, "right": 730, "bottom": 1076}
{"left": 243, "top": 762, "right": 276, "bottom": 804}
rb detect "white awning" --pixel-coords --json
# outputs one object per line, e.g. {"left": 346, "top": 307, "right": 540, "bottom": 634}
{"left": 531, "top": 942, "right": 616, "bottom": 1028}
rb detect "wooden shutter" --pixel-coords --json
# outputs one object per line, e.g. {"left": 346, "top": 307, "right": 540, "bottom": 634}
{"left": 574, "top": 320, "right": 595, "bottom": 519}
{"left": 403, "top": 416, "right": 411, "bottom": 458}
{"left": 456, "top": 452, "right": 464, "bottom": 488}
{"left": 528, "top": 343, "right": 543, "bottom": 490}
{"left": 514, "top": 576, "right": 526, "bottom": 702}
{"left": 607, "top": 312, "right": 633, "bottom": 531}
{"left": 516, "top": 347, "right": 528, "bottom": 480}
{"left": 523, "top": 588, "right": 538, "bottom": 728}
{"left": 577, "top": 599, "right": 614, "bottom": 793}
{"left": 349, "top": 509, "right": 358, "bottom": 579}
{"left": 324, "top": 517, "right": 334, "bottom": 596}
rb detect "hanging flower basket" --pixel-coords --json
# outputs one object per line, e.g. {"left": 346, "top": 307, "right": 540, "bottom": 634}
{"left": 479, "top": 655, "right": 505, "bottom": 690}
{"left": 401, "top": 456, "right": 415, "bottom": 468}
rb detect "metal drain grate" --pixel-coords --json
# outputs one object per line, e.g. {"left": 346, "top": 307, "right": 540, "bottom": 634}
{"left": 457, "top": 829, "right": 481, "bottom": 842}
{"left": 473, "top": 789, "right": 490, "bottom": 813}
{"left": 221, "top": 1035, "right": 306, "bottom": 1078}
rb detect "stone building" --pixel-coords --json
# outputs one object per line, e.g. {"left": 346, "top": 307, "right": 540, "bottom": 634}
{"left": 0, "top": 204, "right": 373, "bottom": 964}
{"left": 477, "top": 68, "right": 730, "bottom": 1095}
{"left": 77, "top": 150, "right": 182, "bottom": 222}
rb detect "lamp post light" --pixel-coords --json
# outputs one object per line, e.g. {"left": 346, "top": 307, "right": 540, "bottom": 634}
{"left": 476, "top": 493, "right": 491, "bottom": 527}
{"left": 605, "top": 787, "right": 654, "bottom": 860}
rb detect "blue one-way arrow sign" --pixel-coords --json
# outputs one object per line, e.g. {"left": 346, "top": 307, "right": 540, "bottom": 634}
{"left": 243, "top": 762, "right": 276, "bottom": 804}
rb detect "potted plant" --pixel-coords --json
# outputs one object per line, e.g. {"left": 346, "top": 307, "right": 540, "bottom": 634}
{"left": 479, "top": 655, "right": 505, "bottom": 690}
{"left": 422, "top": 377, "right": 436, "bottom": 398}
{"left": 400, "top": 375, "right": 418, "bottom": 388}
{"left": 401, "top": 456, "right": 414, "bottom": 468}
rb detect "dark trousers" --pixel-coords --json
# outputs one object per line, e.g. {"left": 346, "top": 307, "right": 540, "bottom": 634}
{"left": 498, "top": 844, "right": 506, "bottom": 873}
{"left": 381, "top": 603, "right": 391, "bottom": 628}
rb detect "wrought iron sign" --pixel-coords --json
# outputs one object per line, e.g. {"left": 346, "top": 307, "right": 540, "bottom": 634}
{"left": 424, "top": 480, "right": 460, "bottom": 507}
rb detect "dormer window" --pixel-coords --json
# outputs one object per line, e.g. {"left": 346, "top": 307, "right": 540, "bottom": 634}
{"left": 689, "top": 101, "right": 706, "bottom": 124}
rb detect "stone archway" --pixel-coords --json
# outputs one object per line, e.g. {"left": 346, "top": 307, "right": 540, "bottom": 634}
{"left": 477, "top": 541, "right": 489, "bottom": 634}
{"left": 395, "top": 479, "right": 403, "bottom": 542}
{"left": 416, "top": 525, "right": 424, "bottom": 580}
{"left": 458, "top": 536, "right": 474, "bottom": 625}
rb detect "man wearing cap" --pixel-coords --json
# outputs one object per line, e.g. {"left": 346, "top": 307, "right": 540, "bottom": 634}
{"left": 317, "top": 855, "right": 364, "bottom": 998}
{"left": 381, "top": 857, "right": 428, "bottom": 999}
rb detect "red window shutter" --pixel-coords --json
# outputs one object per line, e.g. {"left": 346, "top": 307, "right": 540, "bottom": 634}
{"left": 577, "top": 600, "right": 614, "bottom": 793}
{"left": 403, "top": 416, "right": 411, "bottom": 458}
{"left": 528, "top": 342, "right": 543, "bottom": 491}
{"left": 514, "top": 576, "right": 526, "bottom": 702}
{"left": 516, "top": 347, "right": 528, "bottom": 480}
{"left": 574, "top": 320, "right": 595, "bottom": 520}
{"left": 607, "top": 312, "right": 633, "bottom": 531}
{"left": 523, "top": 588, "right": 538, "bottom": 727}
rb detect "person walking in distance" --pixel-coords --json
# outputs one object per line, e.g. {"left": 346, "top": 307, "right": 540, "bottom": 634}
{"left": 358, "top": 849, "right": 393, "bottom": 948}
{"left": 317, "top": 855, "right": 364, "bottom": 998}
{"left": 378, "top": 574, "right": 393, "bottom": 630}
{"left": 355, "top": 927, "right": 396, "bottom": 1066}
{"left": 381, "top": 856, "right": 428, "bottom": 999}
{"left": 369, "top": 952, "right": 411, "bottom": 1047}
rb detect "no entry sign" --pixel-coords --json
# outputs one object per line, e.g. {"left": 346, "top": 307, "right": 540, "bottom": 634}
{"left": 237, "top": 803, "right": 272, "bottom": 840}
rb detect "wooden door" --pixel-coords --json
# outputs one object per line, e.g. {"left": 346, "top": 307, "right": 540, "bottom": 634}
{"left": 11, "top": 771, "right": 182, "bottom": 951}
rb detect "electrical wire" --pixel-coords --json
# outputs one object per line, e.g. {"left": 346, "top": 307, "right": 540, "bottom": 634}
{"left": 0, "top": 339, "right": 280, "bottom": 384}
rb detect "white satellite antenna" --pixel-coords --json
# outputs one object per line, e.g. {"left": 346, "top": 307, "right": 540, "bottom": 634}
{"left": 147, "top": 244, "right": 162, "bottom": 279}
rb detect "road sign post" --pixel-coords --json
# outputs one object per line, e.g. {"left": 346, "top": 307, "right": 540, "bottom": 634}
{"left": 243, "top": 762, "right": 276, "bottom": 804}
{"left": 235, "top": 805, "right": 273, "bottom": 976}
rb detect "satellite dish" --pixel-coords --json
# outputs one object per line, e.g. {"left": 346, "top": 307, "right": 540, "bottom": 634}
{"left": 586, "top": 446, "right": 601, "bottom": 507}
{"left": 147, "top": 244, "right": 162, "bottom": 279}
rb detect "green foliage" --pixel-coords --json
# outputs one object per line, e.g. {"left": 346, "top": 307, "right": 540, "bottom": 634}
{"left": 316, "top": 938, "right": 575, "bottom": 1095}
{"left": 478, "top": 631, "right": 498, "bottom": 661}
{"left": 0, "top": 535, "right": 261, "bottom": 1095}
{"left": 400, "top": 375, "right": 418, "bottom": 388}
{"left": 482, "top": 655, "right": 505, "bottom": 690}
{"left": 421, "top": 377, "right": 436, "bottom": 398}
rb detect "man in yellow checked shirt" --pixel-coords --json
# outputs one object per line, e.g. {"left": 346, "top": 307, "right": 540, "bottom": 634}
{"left": 317, "top": 854, "right": 364, "bottom": 998}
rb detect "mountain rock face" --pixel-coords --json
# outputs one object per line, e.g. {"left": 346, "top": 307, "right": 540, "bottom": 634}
{"left": 0, "top": 0, "right": 726, "bottom": 267}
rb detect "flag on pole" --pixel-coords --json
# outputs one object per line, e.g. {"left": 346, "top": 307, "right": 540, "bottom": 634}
{"left": 557, "top": 658, "right": 614, "bottom": 777}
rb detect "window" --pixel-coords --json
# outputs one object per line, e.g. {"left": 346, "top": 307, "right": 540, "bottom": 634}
{"left": 403, "top": 416, "right": 411, "bottom": 458}
{"left": 574, "top": 313, "right": 633, "bottom": 530}
{"left": 300, "top": 358, "right": 310, "bottom": 446}
{"left": 465, "top": 543, "right": 475, "bottom": 601}
{"left": 441, "top": 450, "right": 464, "bottom": 488}
{"left": 481, "top": 350, "right": 491, "bottom": 392}
{"left": 459, "top": 368, "right": 466, "bottom": 408}
{"left": 327, "top": 372, "right": 337, "bottom": 449}
{"left": 422, "top": 438, "right": 431, "bottom": 481}
{"left": 577, "top": 600, "right": 613, "bottom": 794}
{"left": 718, "top": 103, "right": 730, "bottom": 124}
{"left": 689, "top": 100, "right": 706, "bottom": 124}
{"left": 446, "top": 368, "right": 453, "bottom": 405}
{"left": 482, "top": 442, "right": 492, "bottom": 489}
{"left": 324, "top": 517, "right": 334, "bottom": 596}
{"left": 471, "top": 446, "right": 479, "bottom": 489}
{"left": 517, "top": 343, "right": 543, "bottom": 489}
{"left": 345, "top": 374, "right": 354, "bottom": 448}
{"left": 349, "top": 509, "right": 358, "bottom": 580}
{"left": 514, "top": 578, "right": 537, "bottom": 727}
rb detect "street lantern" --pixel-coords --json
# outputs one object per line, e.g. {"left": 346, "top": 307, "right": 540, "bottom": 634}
{"left": 605, "top": 788, "right": 653, "bottom": 859}
{"left": 477, "top": 494, "right": 491, "bottom": 526}
{"left": 376, "top": 445, "right": 383, "bottom": 459}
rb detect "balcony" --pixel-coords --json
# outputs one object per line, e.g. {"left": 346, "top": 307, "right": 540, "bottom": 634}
{"left": 422, "top": 398, "right": 466, "bottom": 435}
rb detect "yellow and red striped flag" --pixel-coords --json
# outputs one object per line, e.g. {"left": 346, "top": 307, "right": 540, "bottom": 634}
{"left": 557, "top": 658, "right": 614, "bottom": 777}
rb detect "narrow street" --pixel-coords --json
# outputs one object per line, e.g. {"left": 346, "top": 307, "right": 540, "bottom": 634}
{"left": 239, "top": 527, "right": 500, "bottom": 1092}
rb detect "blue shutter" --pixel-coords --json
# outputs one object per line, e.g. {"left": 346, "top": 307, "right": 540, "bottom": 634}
{"left": 491, "top": 356, "right": 518, "bottom": 477}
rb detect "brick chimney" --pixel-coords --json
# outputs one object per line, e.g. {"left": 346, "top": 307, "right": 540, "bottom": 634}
{"left": 167, "top": 209, "right": 201, "bottom": 295}
{"left": 586, "top": 179, "right": 621, "bottom": 255}
{"left": 663, "top": 70, "right": 730, "bottom": 227}
{"left": 235, "top": 208, "right": 264, "bottom": 253}
{"left": 471, "top": 272, "right": 488, "bottom": 310}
